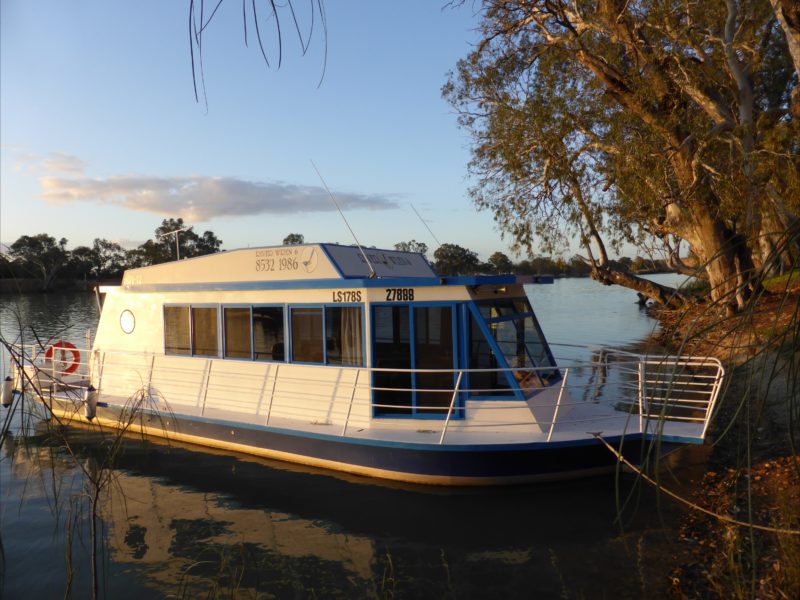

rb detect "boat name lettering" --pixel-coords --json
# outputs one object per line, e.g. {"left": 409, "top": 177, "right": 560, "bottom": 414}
{"left": 385, "top": 288, "right": 414, "bottom": 301}
{"left": 331, "top": 290, "right": 362, "bottom": 302}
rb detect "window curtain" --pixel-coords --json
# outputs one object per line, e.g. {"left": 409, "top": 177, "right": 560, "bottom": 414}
{"left": 340, "top": 307, "right": 363, "bottom": 365}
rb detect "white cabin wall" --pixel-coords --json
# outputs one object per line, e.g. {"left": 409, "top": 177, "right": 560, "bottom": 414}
{"left": 93, "top": 291, "right": 167, "bottom": 354}
{"left": 91, "top": 283, "right": 528, "bottom": 430}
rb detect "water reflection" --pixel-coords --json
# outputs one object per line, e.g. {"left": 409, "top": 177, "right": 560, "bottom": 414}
{"left": 3, "top": 423, "right": 693, "bottom": 599}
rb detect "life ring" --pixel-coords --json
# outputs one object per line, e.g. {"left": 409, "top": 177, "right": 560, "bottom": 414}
{"left": 44, "top": 340, "right": 81, "bottom": 375}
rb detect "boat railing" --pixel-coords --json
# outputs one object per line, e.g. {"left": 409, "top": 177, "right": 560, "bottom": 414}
{"left": 4, "top": 343, "right": 725, "bottom": 444}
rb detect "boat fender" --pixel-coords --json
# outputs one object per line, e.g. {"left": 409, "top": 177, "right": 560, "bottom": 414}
{"left": 44, "top": 341, "right": 81, "bottom": 375}
{"left": 84, "top": 385, "right": 98, "bottom": 420}
{"left": 1, "top": 376, "right": 13, "bottom": 407}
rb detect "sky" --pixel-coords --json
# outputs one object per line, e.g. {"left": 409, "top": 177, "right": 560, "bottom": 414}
{"left": 0, "top": 1, "right": 533, "bottom": 260}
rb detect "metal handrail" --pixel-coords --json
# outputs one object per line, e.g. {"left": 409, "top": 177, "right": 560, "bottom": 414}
{"left": 7, "top": 342, "right": 725, "bottom": 440}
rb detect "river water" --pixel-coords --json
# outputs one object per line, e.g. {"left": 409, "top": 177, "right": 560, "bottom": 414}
{"left": 0, "top": 275, "right": 703, "bottom": 599}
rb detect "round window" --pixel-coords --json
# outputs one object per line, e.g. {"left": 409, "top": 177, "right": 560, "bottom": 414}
{"left": 120, "top": 310, "right": 136, "bottom": 334}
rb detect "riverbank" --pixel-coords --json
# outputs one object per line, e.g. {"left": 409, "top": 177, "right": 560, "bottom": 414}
{"left": 649, "top": 274, "right": 800, "bottom": 599}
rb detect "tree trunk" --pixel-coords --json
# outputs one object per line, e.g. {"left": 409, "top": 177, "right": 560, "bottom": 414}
{"left": 684, "top": 210, "right": 757, "bottom": 313}
{"left": 568, "top": 174, "right": 691, "bottom": 308}
{"left": 664, "top": 148, "right": 760, "bottom": 312}
{"left": 590, "top": 265, "right": 690, "bottom": 309}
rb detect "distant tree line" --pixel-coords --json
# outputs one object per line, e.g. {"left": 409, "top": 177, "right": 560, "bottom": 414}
{"left": 1, "top": 218, "right": 222, "bottom": 291}
{"left": 422, "top": 242, "right": 670, "bottom": 278}
{"left": 0, "top": 225, "right": 673, "bottom": 292}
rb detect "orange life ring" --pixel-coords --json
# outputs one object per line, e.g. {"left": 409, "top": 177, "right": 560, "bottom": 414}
{"left": 44, "top": 340, "right": 81, "bottom": 375}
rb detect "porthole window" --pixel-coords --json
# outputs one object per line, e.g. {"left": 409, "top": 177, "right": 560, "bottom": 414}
{"left": 120, "top": 310, "right": 136, "bottom": 334}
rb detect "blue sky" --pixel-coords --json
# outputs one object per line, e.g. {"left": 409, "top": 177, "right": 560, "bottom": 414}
{"left": 0, "top": 1, "right": 533, "bottom": 260}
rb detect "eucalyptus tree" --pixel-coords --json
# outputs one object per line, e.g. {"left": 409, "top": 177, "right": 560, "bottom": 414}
{"left": 446, "top": 0, "right": 799, "bottom": 311}
{"left": 8, "top": 234, "right": 69, "bottom": 291}
{"left": 153, "top": 218, "right": 222, "bottom": 261}
{"left": 126, "top": 219, "right": 223, "bottom": 266}
{"left": 433, "top": 243, "right": 481, "bottom": 276}
{"left": 394, "top": 240, "right": 429, "bottom": 256}
{"left": 283, "top": 233, "right": 305, "bottom": 245}
{"left": 487, "top": 251, "right": 514, "bottom": 274}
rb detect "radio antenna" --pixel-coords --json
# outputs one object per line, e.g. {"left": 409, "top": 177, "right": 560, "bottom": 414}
{"left": 410, "top": 203, "right": 441, "bottom": 247}
{"left": 310, "top": 160, "right": 377, "bottom": 279}
{"left": 157, "top": 226, "right": 188, "bottom": 261}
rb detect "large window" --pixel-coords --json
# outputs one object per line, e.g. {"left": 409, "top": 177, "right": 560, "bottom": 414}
{"left": 372, "top": 306, "right": 412, "bottom": 414}
{"left": 326, "top": 306, "right": 363, "bottom": 366}
{"left": 468, "top": 314, "right": 514, "bottom": 397}
{"left": 191, "top": 307, "right": 219, "bottom": 357}
{"left": 253, "top": 307, "right": 285, "bottom": 361}
{"left": 372, "top": 304, "right": 456, "bottom": 417}
{"left": 164, "top": 306, "right": 191, "bottom": 355}
{"left": 291, "top": 307, "right": 324, "bottom": 363}
{"left": 165, "top": 302, "right": 361, "bottom": 367}
{"left": 164, "top": 305, "right": 218, "bottom": 357}
{"left": 414, "top": 306, "right": 454, "bottom": 412}
{"left": 475, "top": 298, "right": 557, "bottom": 387}
{"left": 290, "top": 306, "right": 364, "bottom": 366}
{"left": 224, "top": 307, "right": 251, "bottom": 359}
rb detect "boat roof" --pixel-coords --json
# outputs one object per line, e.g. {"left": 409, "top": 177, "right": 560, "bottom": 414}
{"left": 115, "top": 243, "right": 553, "bottom": 292}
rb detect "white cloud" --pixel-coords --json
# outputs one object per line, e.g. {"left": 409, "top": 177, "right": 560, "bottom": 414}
{"left": 39, "top": 175, "right": 400, "bottom": 221}
{"left": 42, "top": 152, "right": 87, "bottom": 175}
{"left": 8, "top": 150, "right": 87, "bottom": 175}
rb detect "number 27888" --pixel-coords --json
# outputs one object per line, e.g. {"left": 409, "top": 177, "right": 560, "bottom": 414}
{"left": 385, "top": 288, "right": 414, "bottom": 301}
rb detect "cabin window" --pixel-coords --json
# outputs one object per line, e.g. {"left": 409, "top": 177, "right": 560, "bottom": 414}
{"left": 191, "top": 307, "right": 219, "bottom": 357}
{"left": 289, "top": 305, "right": 364, "bottom": 366}
{"left": 223, "top": 307, "right": 252, "bottom": 359}
{"left": 164, "top": 306, "right": 191, "bottom": 355}
{"left": 476, "top": 298, "right": 557, "bottom": 384}
{"left": 325, "top": 306, "right": 364, "bottom": 366}
{"left": 468, "top": 314, "right": 514, "bottom": 397}
{"left": 290, "top": 307, "right": 324, "bottom": 363}
{"left": 372, "top": 304, "right": 457, "bottom": 416}
{"left": 372, "top": 306, "right": 412, "bottom": 414}
{"left": 414, "top": 306, "right": 455, "bottom": 412}
{"left": 253, "top": 306, "right": 285, "bottom": 361}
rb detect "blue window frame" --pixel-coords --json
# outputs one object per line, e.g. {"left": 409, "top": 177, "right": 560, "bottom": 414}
{"left": 463, "top": 305, "right": 519, "bottom": 399}
{"left": 220, "top": 304, "right": 286, "bottom": 362}
{"left": 472, "top": 297, "right": 559, "bottom": 390}
{"left": 288, "top": 304, "right": 365, "bottom": 367}
{"left": 252, "top": 305, "right": 286, "bottom": 362}
{"left": 371, "top": 302, "right": 461, "bottom": 418}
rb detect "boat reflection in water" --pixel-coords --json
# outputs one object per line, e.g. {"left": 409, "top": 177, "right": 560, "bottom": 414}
{"left": 2, "top": 420, "right": 703, "bottom": 599}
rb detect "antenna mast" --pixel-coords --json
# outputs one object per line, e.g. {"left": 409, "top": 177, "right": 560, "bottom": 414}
{"left": 310, "top": 160, "right": 377, "bottom": 279}
{"left": 410, "top": 203, "right": 441, "bottom": 247}
{"left": 157, "top": 226, "right": 188, "bottom": 261}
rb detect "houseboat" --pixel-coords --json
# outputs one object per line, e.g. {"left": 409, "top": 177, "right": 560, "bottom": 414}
{"left": 3, "top": 244, "right": 724, "bottom": 485}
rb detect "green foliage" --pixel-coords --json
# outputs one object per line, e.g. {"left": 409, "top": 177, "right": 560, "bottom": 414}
{"left": 282, "top": 233, "right": 305, "bottom": 246}
{"left": 432, "top": 243, "right": 480, "bottom": 276}
{"left": 128, "top": 218, "right": 223, "bottom": 266}
{"left": 394, "top": 240, "right": 429, "bottom": 256}
{"left": 4, "top": 219, "right": 224, "bottom": 287}
{"left": 486, "top": 251, "right": 514, "bottom": 274}
{"left": 7, "top": 233, "right": 69, "bottom": 290}
{"left": 152, "top": 218, "right": 222, "bottom": 262}
{"left": 445, "top": 0, "right": 800, "bottom": 306}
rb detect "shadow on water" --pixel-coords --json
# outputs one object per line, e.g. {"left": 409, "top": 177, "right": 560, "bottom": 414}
{"left": 1, "top": 420, "right": 708, "bottom": 599}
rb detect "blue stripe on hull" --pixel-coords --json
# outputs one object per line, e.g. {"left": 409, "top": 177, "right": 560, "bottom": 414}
{"left": 66, "top": 401, "right": 662, "bottom": 482}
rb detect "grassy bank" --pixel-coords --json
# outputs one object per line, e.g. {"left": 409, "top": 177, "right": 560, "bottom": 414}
{"left": 649, "top": 272, "right": 799, "bottom": 599}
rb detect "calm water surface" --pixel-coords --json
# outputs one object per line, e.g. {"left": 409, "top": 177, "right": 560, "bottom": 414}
{"left": 1, "top": 275, "right": 702, "bottom": 599}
